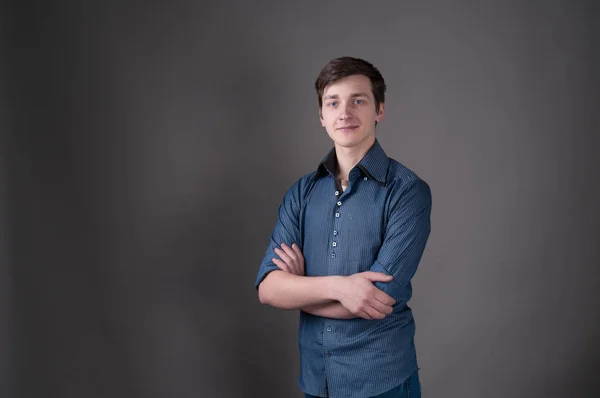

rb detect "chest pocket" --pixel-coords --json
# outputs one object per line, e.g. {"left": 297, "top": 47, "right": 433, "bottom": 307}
{"left": 342, "top": 204, "right": 385, "bottom": 257}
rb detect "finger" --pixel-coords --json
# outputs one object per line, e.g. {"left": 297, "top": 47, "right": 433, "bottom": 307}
{"left": 369, "top": 297, "right": 394, "bottom": 315}
{"left": 291, "top": 244, "right": 305, "bottom": 273}
{"left": 279, "top": 245, "right": 300, "bottom": 273}
{"left": 373, "top": 290, "right": 396, "bottom": 306}
{"left": 291, "top": 244, "right": 304, "bottom": 261}
{"left": 359, "top": 310, "right": 373, "bottom": 320}
{"left": 280, "top": 243, "right": 298, "bottom": 263}
{"left": 362, "top": 271, "right": 393, "bottom": 282}
{"left": 274, "top": 258, "right": 303, "bottom": 276}
{"left": 363, "top": 306, "right": 386, "bottom": 320}
{"left": 272, "top": 258, "right": 291, "bottom": 272}
{"left": 274, "top": 248, "right": 293, "bottom": 265}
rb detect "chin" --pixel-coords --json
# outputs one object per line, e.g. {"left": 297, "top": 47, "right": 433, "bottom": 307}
{"left": 335, "top": 139, "right": 360, "bottom": 148}
{"left": 331, "top": 133, "right": 371, "bottom": 148}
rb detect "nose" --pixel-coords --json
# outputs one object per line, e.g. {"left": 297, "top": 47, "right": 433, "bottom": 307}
{"left": 338, "top": 102, "right": 353, "bottom": 120}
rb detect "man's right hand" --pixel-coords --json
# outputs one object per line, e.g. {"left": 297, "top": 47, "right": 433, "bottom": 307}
{"left": 333, "top": 272, "right": 396, "bottom": 320}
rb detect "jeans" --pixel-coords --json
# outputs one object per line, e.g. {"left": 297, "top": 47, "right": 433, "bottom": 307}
{"left": 304, "top": 370, "right": 421, "bottom": 398}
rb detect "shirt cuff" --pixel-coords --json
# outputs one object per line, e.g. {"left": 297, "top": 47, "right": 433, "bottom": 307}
{"left": 369, "top": 260, "right": 411, "bottom": 304}
{"left": 254, "top": 263, "right": 281, "bottom": 289}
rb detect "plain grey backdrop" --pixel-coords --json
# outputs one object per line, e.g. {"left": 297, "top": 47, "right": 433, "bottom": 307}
{"left": 3, "top": 1, "right": 599, "bottom": 397}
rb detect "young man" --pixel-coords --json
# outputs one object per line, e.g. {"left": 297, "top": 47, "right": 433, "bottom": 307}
{"left": 255, "top": 57, "right": 432, "bottom": 398}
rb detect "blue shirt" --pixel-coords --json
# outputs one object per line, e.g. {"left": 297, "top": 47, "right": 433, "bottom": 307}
{"left": 255, "top": 139, "right": 432, "bottom": 398}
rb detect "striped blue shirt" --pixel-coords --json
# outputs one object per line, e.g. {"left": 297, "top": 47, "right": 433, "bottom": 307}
{"left": 255, "top": 139, "right": 432, "bottom": 397}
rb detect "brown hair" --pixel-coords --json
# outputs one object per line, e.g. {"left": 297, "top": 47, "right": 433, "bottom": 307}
{"left": 314, "top": 56, "right": 386, "bottom": 113}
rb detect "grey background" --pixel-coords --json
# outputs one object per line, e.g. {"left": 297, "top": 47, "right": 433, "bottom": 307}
{"left": 3, "top": 1, "right": 599, "bottom": 397}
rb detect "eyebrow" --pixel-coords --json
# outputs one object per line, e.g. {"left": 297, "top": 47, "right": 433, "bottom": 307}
{"left": 323, "top": 92, "right": 370, "bottom": 100}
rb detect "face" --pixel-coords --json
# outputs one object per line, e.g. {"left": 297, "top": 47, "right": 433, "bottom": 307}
{"left": 320, "top": 74, "right": 384, "bottom": 150}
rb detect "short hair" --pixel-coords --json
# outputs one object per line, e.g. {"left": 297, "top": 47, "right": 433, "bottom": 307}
{"left": 314, "top": 56, "right": 386, "bottom": 113}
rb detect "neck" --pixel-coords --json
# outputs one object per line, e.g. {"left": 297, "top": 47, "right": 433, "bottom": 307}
{"left": 335, "top": 136, "right": 375, "bottom": 180}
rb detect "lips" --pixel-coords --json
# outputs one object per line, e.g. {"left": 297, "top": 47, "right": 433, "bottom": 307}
{"left": 336, "top": 125, "right": 359, "bottom": 131}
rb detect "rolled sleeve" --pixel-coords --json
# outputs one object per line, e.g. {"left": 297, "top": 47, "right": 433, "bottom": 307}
{"left": 254, "top": 179, "right": 305, "bottom": 289}
{"left": 370, "top": 178, "right": 432, "bottom": 303}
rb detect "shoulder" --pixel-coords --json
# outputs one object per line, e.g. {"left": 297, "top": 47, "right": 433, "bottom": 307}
{"left": 386, "top": 158, "right": 432, "bottom": 207}
{"left": 280, "top": 170, "right": 320, "bottom": 208}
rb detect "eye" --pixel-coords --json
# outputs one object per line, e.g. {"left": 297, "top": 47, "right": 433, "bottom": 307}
{"left": 328, "top": 101, "right": 338, "bottom": 107}
{"left": 354, "top": 99, "right": 364, "bottom": 105}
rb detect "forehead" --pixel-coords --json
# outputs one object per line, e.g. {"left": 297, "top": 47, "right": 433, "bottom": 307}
{"left": 322, "top": 74, "right": 373, "bottom": 97}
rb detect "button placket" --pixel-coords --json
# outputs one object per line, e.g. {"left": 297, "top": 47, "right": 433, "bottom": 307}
{"left": 323, "top": 323, "right": 334, "bottom": 363}
{"left": 332, "top": 189, "right": 342, "bottom": 260}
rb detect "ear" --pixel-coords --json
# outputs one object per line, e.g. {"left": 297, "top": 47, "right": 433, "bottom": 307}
{"left": 319, "top": 109, "right": 325, "bottom": 127}
{"left": 375, "top": 103, "right": 385, "bottom": 123}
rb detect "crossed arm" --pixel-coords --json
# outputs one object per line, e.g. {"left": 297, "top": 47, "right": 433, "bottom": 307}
{"left": 257, "top": 178, "right": 431, "bottom": 321}
{"left": 265, "top": 243, "right": 394, "bottom": 319}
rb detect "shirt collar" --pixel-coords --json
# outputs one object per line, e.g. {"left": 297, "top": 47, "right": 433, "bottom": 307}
{"left": 315, "top": 139, "right": 389, "bottom": 184}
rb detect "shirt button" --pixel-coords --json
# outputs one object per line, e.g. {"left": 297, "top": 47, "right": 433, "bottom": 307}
{"left": 364, "top": 177, "right": 368, "bottom": 181}
{"left": 331, "top": 253, "right": 336, "bottom": 258}
{"left": 332, "top": 242, "right": 337, "bottom": 247}
{"left": 335, "top": 191, "right": 339, "bottom": 196}
{"left": 337, "top": 201, "right": 342, "bottom": 206}
{"left": 333, "top": 230, "right": 338, "bottom": 236}
{"left": 327, "top": 326, "right": 332, "bottom": 332}
{"left": 335, "top": 212, "right": 340, "bottom": 218}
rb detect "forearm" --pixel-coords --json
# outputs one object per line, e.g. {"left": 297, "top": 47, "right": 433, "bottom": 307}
{"left": 258, "top": 270, "right": 341, "bottom": 310}
{"left": 301, "top": 302, "right": 357, "bottom": 319}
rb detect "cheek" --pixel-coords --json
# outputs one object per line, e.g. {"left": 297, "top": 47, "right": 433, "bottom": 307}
{"left": 360, "top": 109, "right": 377, "bottom": 121}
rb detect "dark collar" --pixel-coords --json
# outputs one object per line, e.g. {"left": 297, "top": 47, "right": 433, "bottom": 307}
{"left": 315, "top": 139, "right": 389, "bottom": 184}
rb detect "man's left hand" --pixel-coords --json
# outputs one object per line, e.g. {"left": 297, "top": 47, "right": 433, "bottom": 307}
{"left": 273, "top": 243, "right": 305, "bottom": 276}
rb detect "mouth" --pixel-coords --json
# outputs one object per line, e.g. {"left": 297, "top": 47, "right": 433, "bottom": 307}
{"left": 336, "top": 125, "right": 359, "bottom": 132}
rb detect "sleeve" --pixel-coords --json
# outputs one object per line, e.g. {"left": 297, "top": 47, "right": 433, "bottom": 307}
{"left": 369, "top": 177, "right": 432, "bottom": 303}
{"left": 254, "top": 178, "right": 305, "bottom": 289}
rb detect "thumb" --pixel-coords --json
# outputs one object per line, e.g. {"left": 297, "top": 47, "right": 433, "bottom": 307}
{"left": 362, "top": 271, "right": 393, "bottom": 282}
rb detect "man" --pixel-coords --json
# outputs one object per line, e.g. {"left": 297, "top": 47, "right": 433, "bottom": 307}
{"left": 254, "top": 56, "right": 432, "bottom": 398}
